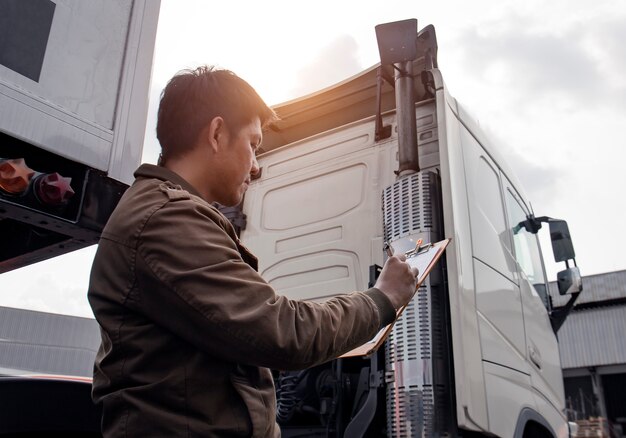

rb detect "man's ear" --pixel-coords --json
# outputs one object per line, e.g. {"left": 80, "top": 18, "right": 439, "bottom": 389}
{"left": 206, "top": 116, "right": 226, "bottom": 153}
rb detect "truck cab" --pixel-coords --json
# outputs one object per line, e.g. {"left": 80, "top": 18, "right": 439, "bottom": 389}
{"left": 237, "top": 19, "right": 582, "bottom": 437}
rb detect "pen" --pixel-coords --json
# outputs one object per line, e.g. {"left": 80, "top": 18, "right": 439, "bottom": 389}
{"left": 385, "top": 243, "right": 394, "bottom": 257}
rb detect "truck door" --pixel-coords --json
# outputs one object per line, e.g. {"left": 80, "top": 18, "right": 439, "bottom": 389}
{"left": 460, "top": 127, "right": 527, "bottom": 371}
{"left": 502, "top": 179, "right": 566, "bottom": 420}
{"left": 459, "top": 126, "right": 541, "bottom": 435}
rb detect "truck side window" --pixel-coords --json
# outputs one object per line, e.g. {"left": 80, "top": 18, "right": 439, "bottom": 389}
{"left": 504, "top": 189, "right": 549, "bottom": 307}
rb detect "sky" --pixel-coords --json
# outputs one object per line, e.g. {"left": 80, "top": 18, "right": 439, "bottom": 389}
{"left": 1, "top": 0, "right": 625, "bottom": 317}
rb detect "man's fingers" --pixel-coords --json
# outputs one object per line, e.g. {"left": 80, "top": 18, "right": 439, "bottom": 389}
{"left": 395, "top": 253, "right": 407, "bottom": 262}
{"left": 411, "top": 267, "right": 419, "bottom": 278}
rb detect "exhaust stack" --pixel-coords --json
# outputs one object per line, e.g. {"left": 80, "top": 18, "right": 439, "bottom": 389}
{"left": 375, "top": 19, "right": 420, "bottom": 175}
{"left": 376, "top": 19, "right": 454, "bottom": 437}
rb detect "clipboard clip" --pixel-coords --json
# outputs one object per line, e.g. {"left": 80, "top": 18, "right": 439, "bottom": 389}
{"left": 406, "top": 239, "right": 433, "bottom": 258}
{"left": 385, "top": 238, "right": 433, "bottom": 258}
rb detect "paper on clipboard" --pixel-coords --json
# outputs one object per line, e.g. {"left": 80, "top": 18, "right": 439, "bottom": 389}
{"left": 340, "top": 238, "right": 450, "bottom": 358}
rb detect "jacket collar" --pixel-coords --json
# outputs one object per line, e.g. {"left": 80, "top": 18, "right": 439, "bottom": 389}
{"left": 134, "top": 164, "right": 203, "bottom": 199}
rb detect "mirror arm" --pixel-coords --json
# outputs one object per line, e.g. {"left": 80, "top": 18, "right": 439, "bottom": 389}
{"left": 550, "top": 291, "right": 582, "bottom": 332}
{"left": 515, "top": 214, "right": 552, "bottom": 235}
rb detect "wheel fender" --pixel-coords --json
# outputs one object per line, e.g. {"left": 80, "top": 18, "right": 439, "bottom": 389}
{"left": 513, "top": 407, "right": 556, "bottom": 438}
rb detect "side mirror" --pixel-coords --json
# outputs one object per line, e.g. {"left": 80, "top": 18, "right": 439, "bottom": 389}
{"left": 557, "top": 266, "right": 582, "bottom": 295}
{"left": 522, "top": 215, "right": 583, "bottom": 332}
{"left": 549, "top": 220, "right": 575, "bottom": 262}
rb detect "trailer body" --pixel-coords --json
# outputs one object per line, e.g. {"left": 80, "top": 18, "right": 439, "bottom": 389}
{"left": 0, "top": 0, "right": 160, "bottom": 272}
{"left": 0, "top": 1, "right": 159, "bottom": 435}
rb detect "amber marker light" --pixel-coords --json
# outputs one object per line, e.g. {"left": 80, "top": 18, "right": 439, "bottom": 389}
{"left": 34, "top": 172, "right": 75, "bottom": 205}
{"left": 0, "top": 158, "right": 35, "bottom": 195}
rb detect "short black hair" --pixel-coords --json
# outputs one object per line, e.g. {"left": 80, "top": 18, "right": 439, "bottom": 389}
{"left": 156, "top": 65, "right": 277, "bottom": 164}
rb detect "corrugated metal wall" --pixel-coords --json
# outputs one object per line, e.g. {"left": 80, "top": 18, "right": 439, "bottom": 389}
{"left": 0, "top": 306, "right": 99, "bottom": 377}
{"left": 558, "top": 305, "right": 626, "bottom": 369}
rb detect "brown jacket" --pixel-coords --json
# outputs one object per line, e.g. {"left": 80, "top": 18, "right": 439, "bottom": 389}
{"left": 88, "top": 164, "right": 395, "bottom": 437}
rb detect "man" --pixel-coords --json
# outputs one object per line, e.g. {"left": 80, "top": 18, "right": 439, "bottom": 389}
{"left": 88, "top": 66, "right": 418, "bottom": 437}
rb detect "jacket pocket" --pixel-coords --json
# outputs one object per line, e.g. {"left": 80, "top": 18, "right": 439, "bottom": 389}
{"left": 230, "top": 374, "right": 271, "bottom": 438}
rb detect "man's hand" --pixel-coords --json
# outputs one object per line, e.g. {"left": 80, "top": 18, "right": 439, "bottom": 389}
{"left": 374, "top": 253, "right": 419, "bottom": 310}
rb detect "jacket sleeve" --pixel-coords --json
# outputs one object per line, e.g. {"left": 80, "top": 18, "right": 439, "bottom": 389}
{"left": 133, "top": 197, "right": 395, "bottom": 370}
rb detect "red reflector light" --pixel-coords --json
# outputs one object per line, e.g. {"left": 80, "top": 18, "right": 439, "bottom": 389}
{"left": 0, "top": 158, "right": 35, "bottom": 194}
{"left": 34, "top": 172, "right": 75, "bottom": 205}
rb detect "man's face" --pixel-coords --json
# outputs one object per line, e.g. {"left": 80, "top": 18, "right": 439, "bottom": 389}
{"left": 213, "top": 117, "right": 262, "bottom": 207}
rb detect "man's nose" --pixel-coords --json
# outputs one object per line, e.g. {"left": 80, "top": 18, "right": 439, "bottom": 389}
{"left": 250, "top": 155, "right": 260, "bottom": 178}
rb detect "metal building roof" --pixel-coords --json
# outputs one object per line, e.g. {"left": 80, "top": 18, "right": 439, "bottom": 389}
{"left": 558, "top": 304, "right": 626, "bottom": 369}
{"left": 0, "top": 306, "right": 100, "bottom": 377}
{"left": 550, "top": 269, "right": 626, "bottom": 307}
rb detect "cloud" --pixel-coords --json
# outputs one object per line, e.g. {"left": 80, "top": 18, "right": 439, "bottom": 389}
{"left": 581, "top": 16, "right": 626, "bottom": 108}
{"left": 450, "top": 14, "right": 626, "bottom": 111}
{"left": 290, "top": 34, "right": 363, "bottom": 98}
{"left": 506, "top": 151, "right": 562, "bottom": 199}
{"left": 585, "top": 16, "right": 626, "bottom": 72}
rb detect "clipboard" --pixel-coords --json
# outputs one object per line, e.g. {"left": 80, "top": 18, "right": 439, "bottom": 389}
{"left": 341, "top": 238, "right": 450, "bottom": 358}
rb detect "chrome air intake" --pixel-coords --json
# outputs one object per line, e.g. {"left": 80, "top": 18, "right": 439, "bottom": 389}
{"left": 383, "top": 171, "right": 452, "bottom": 437}
{"left": 383, "top": 172, "right": 439, "bottom": 244}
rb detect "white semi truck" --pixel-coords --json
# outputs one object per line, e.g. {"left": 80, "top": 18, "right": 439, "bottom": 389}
{"left": 0, "top": 0, "right": 159, "bottom": 435}
{"left": 1, "top": 6, "right": 582, "bottom": 437}
{"left": 236, "top": 19, "right": 583, "bottom": 438}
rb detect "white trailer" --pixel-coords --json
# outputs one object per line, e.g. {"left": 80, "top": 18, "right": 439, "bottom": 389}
{"left": 238, "top": 19, "right": 582, "bottom": 438}
{"left": 0, "top": 0, "right": 159, "bottom": 273}
{"left": 0, "top": 1, "right": 159, "bottom": 435}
